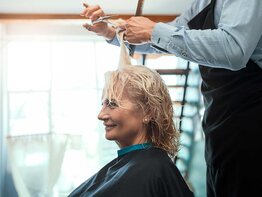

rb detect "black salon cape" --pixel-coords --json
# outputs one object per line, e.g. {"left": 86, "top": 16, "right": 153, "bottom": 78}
{"left": 68, "top": 147, "right": 194, "bottom": 197}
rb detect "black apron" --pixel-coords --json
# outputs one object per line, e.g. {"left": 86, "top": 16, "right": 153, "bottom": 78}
{"left": 188, "top": 0, "right": 262, "bottom": 197}
{"left": 188, "top": 0, "right": 262, "bottom": 196}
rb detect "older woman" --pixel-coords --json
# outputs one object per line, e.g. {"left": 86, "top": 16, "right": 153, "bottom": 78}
{"left": 68, "top": 65, "right": 194, "bottom": 197}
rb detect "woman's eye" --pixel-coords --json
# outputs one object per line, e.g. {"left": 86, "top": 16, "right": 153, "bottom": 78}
{"left": 108, "top": 101, "right": 118, "bottom": 108}
{"left": 102, "top": 99, "right": 118, "bottom": 108}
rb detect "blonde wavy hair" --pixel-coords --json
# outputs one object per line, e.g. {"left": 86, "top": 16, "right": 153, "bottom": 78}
{"left": 102, "top": 65, "right": 180, "bottom": 157}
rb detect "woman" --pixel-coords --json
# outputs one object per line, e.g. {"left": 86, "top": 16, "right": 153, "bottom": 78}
{"left": 68, "top": 65, "right": 194, "bottom": 197}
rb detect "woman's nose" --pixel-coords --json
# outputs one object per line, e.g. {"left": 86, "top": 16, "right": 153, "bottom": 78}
{"left": 97, "top": 106, "right": 109, "bottom": 120}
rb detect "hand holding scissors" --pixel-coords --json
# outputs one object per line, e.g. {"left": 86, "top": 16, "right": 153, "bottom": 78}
{"left": 81, "top": 3, "right": 122, "bottom": 39}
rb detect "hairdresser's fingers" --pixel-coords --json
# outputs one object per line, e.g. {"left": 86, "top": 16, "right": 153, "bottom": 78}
{"left": 117, "top": 21, "right": 127, "bottom": 31}
{"left": 83, "top": 23, "right": 93, "bottom": 31}
{"left": 123, "top": 30, "right": 135, "bottom": 43}
{"left": 122, "top": 32, "right": 126, "bottom": 40}
{"left": 90, "top": 9, "right": 105, "bottom": 21}
{"left": 81, "top": 4, "right": 102, "bottom": 18}
{"left": 123, "top": 28, "right": 140, "bottom": 44}
{"left": 80, "top": 3, "right": 89, "bottom": 16}
{"left": 82, "top": 22, "right": 108, "bottom": 34}
{"left": 85, "top": 5, "right": 102, "bottom": 18}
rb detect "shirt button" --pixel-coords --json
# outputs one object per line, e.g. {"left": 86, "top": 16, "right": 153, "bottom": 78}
{"left": 181, "top": 50, "right": 187, "bottom": 57}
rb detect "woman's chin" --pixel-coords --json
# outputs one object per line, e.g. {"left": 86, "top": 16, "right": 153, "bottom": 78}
{"left": 105, "top": 133, "right": 116, "bottom": 141}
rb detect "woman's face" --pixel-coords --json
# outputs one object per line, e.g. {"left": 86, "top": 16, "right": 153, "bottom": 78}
{"left": 97, "top": 94, "right": 147, "bottom": 148}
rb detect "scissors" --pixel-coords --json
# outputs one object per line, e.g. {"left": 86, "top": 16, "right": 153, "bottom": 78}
{"left": 92, "top": 15, "right": 119, "bottom": 28}
{"left": 82, "top": 3, "right": 122, "bottom": 30}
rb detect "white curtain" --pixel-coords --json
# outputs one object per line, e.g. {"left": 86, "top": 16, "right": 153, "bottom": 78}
{"left": 6, "top": 134, "right": 68, "bottom": 197}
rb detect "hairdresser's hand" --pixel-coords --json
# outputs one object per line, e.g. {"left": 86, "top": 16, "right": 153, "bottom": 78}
{"left": 118, "top": 17, "right": 156, "bottom": 44}
{"left": 81, "top": 3, "right": 116, "bottom": 40}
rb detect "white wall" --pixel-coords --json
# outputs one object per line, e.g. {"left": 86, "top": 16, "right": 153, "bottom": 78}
{"left": 0, "top": 0, "right": 193, "bottom": 15}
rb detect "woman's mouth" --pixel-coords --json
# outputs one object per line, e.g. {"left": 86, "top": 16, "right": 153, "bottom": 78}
{"left": 104, "top": 124, "right": 116, "bottom": 131}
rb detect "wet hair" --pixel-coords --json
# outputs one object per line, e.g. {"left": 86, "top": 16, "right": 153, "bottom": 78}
{"left": 102, "top": 65, "right": 180, "bottom": 157}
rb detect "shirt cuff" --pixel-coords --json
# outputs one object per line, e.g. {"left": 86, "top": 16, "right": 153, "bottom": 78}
{"left": 151, "top": 22, "right": 178, "bottom": 50}
{"left": 151, "top": 22, "right": 189, "bottom": 57}
{"left": 106, "top": 35, "right": 120, "bottom": 46}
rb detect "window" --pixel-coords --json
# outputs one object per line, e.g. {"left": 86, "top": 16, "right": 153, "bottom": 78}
{"left": 1, "top": 21, "right": 127, "bottom": 196}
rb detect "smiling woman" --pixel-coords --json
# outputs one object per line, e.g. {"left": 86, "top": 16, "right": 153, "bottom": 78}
{"left": 101, "top": 66, "right": 179, "bottom": 155}
{"left": 68, "top": 64, "right": 194, "bottom": 197}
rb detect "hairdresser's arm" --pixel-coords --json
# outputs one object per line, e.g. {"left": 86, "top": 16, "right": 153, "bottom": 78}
{"left": 123, "top": 0, "right": 262, "bottom": 70}
{"left": 107, "top": 0, "right": 198, "bottom": 54}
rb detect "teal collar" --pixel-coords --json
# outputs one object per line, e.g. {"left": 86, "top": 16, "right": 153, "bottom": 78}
{"left": 117, "top": 143, "right": 152, "bottom": 157}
